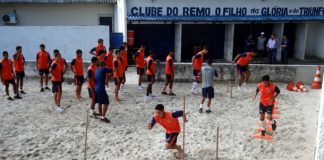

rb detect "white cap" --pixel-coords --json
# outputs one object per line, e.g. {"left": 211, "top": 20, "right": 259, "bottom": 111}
{"left": 261, "top": 32, "right": 265, "bottom": 35}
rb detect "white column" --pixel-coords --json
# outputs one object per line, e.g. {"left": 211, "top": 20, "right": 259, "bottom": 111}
{"left": 294, "top": 23, "right": 308, "bottom": 60}
{"left": 272, "top": 23, "right": 284, "bottom": 61}
{"left": 116, "top": 0, "right": 127, "bottom": 41}
{"left": 224, "top": 24, "right": 235, "bottom": 62}
{"left": 174, "top": 23, "right": 182, "bottom": 62}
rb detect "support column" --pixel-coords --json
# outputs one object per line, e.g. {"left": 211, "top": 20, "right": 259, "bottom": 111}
{"left": 174, "top": 23, "right": 182, "bottom": 62}
{"left": 294, "top": 23, "right": 308, "bottom": 60}
{"left": 224, "top": 24, "right": 235, "bottom": 62}
{"left": 272, "top": 23, "right": 284, "bottom": 61}
{"left": 115, "top": 0, "right": 127, "bottom": 41}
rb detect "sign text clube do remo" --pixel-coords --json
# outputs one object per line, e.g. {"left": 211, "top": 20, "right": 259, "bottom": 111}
{"left": 130, "top": 6, "right": 324, "bottom": 16}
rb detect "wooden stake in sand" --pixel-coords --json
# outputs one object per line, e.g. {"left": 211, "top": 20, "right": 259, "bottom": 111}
{"left": 228, "top": 66, "right": 233, "bottom": 98}
{"left": 216, "top": 127, "right": 219, "bottom": 160}
{"left": 183, "top": 96, "right": 186, "bottom": 160}
{"left": 84, "top": 112, "right": 89, "bottom": 160}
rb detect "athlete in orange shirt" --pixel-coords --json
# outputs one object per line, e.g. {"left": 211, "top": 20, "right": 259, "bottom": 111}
{"left": 71, "top": 49, "right": 84, "bottom": 100}
{"left": 145, "top": 51, "right": 157, "bottom": 101}
{"left": 89, "top": 38, "right": 107, "bottom": 57}
{"left": 13, "top": 46, "right": 26, "bottom": 94}
{"left": 147, "top": 104, "right": 187, "bottom": 158}
{"left": 253, "top": 75, "right": 280, "bottom": 137}
{"left": 162, "top": 50, "right": 175, "bottom": 96}
{"left": 191, "top": 46, "right": 209, "bottom": 94}
{"left": 119, "top": 46, "right": 128, "bottom": 93}
{"left": 87, "top": 56, "right": 99, "bottom": 117}
{"left": 50, "top": 51, "right": 63, "bottom": 112}
{"left": 0, "top": 51, "right": 22, "bottom": 100}
{"left": 104, "top": 47, "right": 114, "bottom": 69}
{"left": 52, "top": 50, "right": 68, "bottom": 83}
{"left": 133, "top": 44, "right": 146, "bottom": 90}
{"left": 232, "top": 52, "right": 255, "bottom": 90}
{"left": 36, "top": 44, "right": 51, "bottom": 92}
{"left": 113, "top": 50, "right": 123, "bottom": 102}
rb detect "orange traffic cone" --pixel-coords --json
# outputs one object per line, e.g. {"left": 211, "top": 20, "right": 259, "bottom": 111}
{"left": 296, "top": 81, "right": 307, "bottom": 92}
{"left": 312, "top": 66, "right": 322, "bottom": 89}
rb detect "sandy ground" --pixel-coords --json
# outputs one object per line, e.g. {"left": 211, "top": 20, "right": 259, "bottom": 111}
{"left": 0, "top": 68, "right": 321, "bottom": 160}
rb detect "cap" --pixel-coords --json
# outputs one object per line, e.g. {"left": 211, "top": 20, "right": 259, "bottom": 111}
{"left": 261, "top": 32, "right": 265, "bottom": 35}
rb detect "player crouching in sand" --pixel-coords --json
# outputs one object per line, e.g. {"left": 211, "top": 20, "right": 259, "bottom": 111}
{"left": 147, "top": 104, "right": 187, "bottom": 158}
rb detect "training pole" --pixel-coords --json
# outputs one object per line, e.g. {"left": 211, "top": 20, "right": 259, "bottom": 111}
{"left": 84, "top": 112, "right": 89, "bottom": 160}
{"left": 229, "top": 66, "right": 233, "bottom": 98}
{"left": 216, "top": 127, "right": 219, "bottom": 160}
{"left": 183, "top": 96, "right": 186, "bottom": 160}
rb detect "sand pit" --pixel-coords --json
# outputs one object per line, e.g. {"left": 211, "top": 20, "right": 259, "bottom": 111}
{"left": 0, "top": 68, "right": 321, "bottom": 160}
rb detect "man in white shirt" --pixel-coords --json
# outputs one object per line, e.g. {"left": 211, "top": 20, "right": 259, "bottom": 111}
{"left": 266, "top": 34, "right": 278, "bottom": 64}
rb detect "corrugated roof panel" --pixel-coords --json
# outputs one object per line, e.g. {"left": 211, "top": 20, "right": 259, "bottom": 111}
{"left": 0, "top": 0, "right": 116, "bottom": 3}
{"left": 127, "top": 15, "right": 324, "bottom": 22}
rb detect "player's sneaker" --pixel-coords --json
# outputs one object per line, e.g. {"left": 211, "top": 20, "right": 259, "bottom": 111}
{"left": 138, "top": 86, "right": 144, "bottom": 90}
{"left": 45, "top": 87, "right": 51, "bottom": 90}
{"left": 14, "top": 95, "right": 22, "bottom": 99}
{"left": 7, "top": 96, "right": 14, "bottom": 101}
{"left": 55, "top": 106, "right": 64, "bottom": 113}
{"left": 272, "top": 120, "right": 277, "bottom": 131}
{"left": 144, "top": 95, "right": 152, "bottom": 102}
{"left": 206, "top": 109, "right": 212, "bottom": 113}
{"left": 40, "top": 88, "right": 44, "bottom": 92}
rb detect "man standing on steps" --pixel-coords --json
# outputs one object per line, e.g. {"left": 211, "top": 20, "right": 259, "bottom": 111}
{"left": 191, "top": 46, "right": 209, "bottom": 94}
{"left": 253, "top": 75, "right": 280, "bottom": 137}
{"left": 36, "top": 44, "right": 51, "bottom": 92}
{"left": 199, "top": 59, "right": 218, "bottom": 113}
{"left": 147, "top": 104, "right": 187, "bottom": 158}
{"left": 133, "top": 44, "right": 145, "bottom": 90}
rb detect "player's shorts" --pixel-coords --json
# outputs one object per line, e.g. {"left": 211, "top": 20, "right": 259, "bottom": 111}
{"left": 147, "top": 75, "right": 155, "bottom": 84}
{"left": 95, "top": 91, "right": 109, "bottom": 105}
{"left": 74, "top": 75, "right": 84, "bottom": 85}
{"left": 88, "top": 88, "right": 97, "bottom": 102}
{"left": 137, "top": 67, "right": 144, "bottom": 75}
{"left": 52, "top": 81, "right": 62, "bottom": 93}
{"left": 259, "top": 103, "right": 274, "bottom": 115}
{"left": 193, "top": 70, "right": 201, "bottom": 77}
{"left": 39, "top": 69, "right": 49, "bottom": 75}
{"left": 236, "top": 65, "right": 248, "bottom": 75}
{"left": 114, "top": 77, "right": 123, "bottom": 85}
{"left": 166, "top": 132, "right": 179, "bottom": 145}
{"left": 15, "top": 71, "right": 25, "bottom": 79}
{"left": 166, "top": 74, "right": 173, "bottom": 82}
{"left": 202, "top": 86, "right": 214, "bottom": 98}
{"left": 3, "top": 79, "right": 15, "bottom": 86}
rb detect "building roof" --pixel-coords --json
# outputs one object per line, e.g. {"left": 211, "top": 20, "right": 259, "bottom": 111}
{"left": 0, "top": 0, "right": 116, "bottom": 3}
{"left": 128, "top": 15, "right": 324, "bottom": 22}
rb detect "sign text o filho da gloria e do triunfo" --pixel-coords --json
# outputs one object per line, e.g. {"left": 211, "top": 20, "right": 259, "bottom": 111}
{"left": 130, "top": 6, "right": 324, "bottom": 17}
